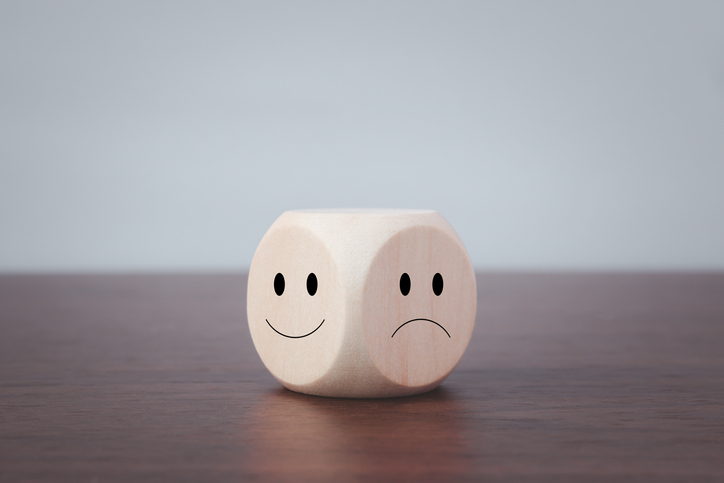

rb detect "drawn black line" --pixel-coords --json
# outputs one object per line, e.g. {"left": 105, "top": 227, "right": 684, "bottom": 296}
{"left": 266, "top": 319, "right": 325, "bottom": 339}
{"left": 391, "top": 318, "right": 450, "bottom": 338}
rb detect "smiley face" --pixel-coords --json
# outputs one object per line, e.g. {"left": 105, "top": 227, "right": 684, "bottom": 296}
{"left": 265, "top": 272, "right": 326, "bottom": 338}
{"left": 362, "top": 225, "right": 476, "bottom": 388}
{"left": 247, "top": 226, "right": 344, "bottom": 387}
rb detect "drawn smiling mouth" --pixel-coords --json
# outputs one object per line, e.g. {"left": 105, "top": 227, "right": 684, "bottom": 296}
{"left": 266, "top": 319, "right": 325, "bottom": 339}
{"left": 391, "top": 318, "right": 450, "bottom": 338}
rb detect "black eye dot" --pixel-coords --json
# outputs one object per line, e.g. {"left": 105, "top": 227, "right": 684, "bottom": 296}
{"left": 399, "top": 273, "right": 411, "bottom": 296}
{"left": 307, "top": 273, "right": 318, "bottom": 296}
{"left": 274, "top": 273, "right": 285, "bottom": 296}
{"left": 432, "top": 273, "right": 443, "bottom": 296}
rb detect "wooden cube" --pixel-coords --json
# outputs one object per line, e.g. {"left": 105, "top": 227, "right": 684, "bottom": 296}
{"left": 247, "top": 209, "right": 476, "bottom": 398}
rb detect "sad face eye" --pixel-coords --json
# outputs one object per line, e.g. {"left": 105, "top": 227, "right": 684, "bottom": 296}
{"left": 399, "top": 273, "right": 411, "bottom": 296}
{"left": 400, "top": 273, "right": 443, "bottom": 296}
{"left": 274, "top": 273, "right": 285, "bottom": 296}
{"left": 432, "top": 273, "right": 443, "bottom": 296}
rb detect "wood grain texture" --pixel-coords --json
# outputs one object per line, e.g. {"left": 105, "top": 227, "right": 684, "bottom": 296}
{"left": 1, "top": 272, "right": 723, "bottom": 482}
{"left": 248, "top": 210, "right": 476, "bottom": 397}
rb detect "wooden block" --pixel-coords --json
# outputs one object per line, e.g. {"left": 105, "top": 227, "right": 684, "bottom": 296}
{"left": 247, "top": 209, "right": 476, "bottom": 398}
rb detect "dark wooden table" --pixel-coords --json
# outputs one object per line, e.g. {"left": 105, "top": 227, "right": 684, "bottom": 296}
{"left": 1, "top": 273, "right": 723, "bottom": 482}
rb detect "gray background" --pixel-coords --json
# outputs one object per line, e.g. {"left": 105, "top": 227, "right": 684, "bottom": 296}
{"left": 1, "top": 0, "right": 723, "bottom": 272}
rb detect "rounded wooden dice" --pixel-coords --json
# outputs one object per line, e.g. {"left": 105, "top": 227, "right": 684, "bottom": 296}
{"left": 247, "top": 209, "right": 476, "bottom": 398}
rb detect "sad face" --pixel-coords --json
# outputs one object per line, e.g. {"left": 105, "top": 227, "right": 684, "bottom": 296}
{"left": 362, "top": 226, "right": 476, "bottom": 388}
{"left": 391, "top": 271, "right": 450, "bottom": 338}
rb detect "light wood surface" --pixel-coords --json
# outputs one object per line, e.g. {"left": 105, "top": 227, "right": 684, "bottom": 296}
{"left": 247, "top": 210, "right": 476, "bottom": 397}
{"left": 1, "top": 272, "right": 724, "bottom": 481}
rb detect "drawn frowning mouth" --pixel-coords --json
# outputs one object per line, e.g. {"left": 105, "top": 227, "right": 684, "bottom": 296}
{"left": 391, "top": 318, "right": 450, "bottom": 338}
{"left": 266, "top": 319, "right": 325, "bottom": 339}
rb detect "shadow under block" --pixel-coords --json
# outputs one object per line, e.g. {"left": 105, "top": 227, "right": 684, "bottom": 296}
{"left": 246, "top": 209, "right": 477, "bottom": 398}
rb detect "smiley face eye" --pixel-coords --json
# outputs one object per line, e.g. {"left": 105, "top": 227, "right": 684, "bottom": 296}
{"left": 432, "top": 273, "right": 443, "bottom": 296}
{"left": 307, "top": 273, "right": 318, "bottom": 296}
{"left": 274, "top": 273, "right": 285, "bottom": 296}
{"left": 399, "top": 273, "right": 411, "bottom": 296}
